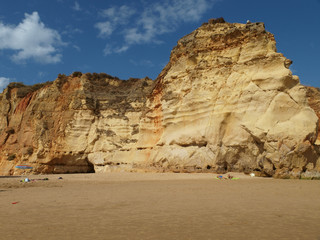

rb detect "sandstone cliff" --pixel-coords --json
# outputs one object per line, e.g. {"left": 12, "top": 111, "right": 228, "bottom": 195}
{"left": 306, "top": 86, "right": 320, "bottom": 145}
{"left": 0, "top": 74, "right": 155, "bottom": 175}
{"left": 0, "top": 19, "right": 319, "bottom": 178}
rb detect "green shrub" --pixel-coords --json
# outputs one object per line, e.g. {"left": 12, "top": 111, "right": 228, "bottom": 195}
{"left": 58, "top": 73, "right": 67, "bottom": 80}
{"left": 7, "top": 82, "right": 26, "bottom": 89}
{"left": 30, "top": 81, "right": 52, "bottom": 91}
{"left": 92, "top": 72, "right": 99, "bottom": 80}
{"left": 72, "top": 72, "right": 82, "bottom": 78}
{"left": 9, "top": 81, "right": 53, "bottom": 98}
{"left": 84, "top": 73, "right": 92, "bottom": 79}
{"left": 99, "top": 73, "right": 113, "bottom": 79}
{"left": 56, "top": 74, "right": 68, "bottom": 89}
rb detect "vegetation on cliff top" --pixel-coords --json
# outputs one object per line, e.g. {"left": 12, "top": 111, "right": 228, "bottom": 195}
{"left": 7, "top": 81, "right": 53, "bottom": 98}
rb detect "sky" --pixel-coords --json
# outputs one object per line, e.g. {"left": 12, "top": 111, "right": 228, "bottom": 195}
{"left": 0, "top": 0, "right": 319, "bottom": 92}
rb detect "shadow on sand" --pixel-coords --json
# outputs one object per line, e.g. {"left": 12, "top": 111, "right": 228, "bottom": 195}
{"left": 0, "top": 176, "right": 21, "bottom": 179}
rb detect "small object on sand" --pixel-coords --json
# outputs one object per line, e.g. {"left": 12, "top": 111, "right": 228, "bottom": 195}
{"left": 58, "top": 177, "right": 63, "bottom": 180}
{"left": 12, "top": 202, "right": 19, "bottom": 204}
{"left": 15, "top": 165, "right": 33, "bottom": 169}
{"left": 250, "top": 173, "right": 255, "bottom": 177}
{"left": 24, "top": 178, "right": 30, "bottom": 182}
{"left": 246, "top": 20, "right": 251, "bottom": 24}
{"left": 43, "top": 178, "right": 49, "bottom": 181}
{"left": 216, "top": 174, "right": 239, "bottom": 180}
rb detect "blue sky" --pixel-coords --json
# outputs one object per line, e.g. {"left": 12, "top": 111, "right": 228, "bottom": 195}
{"left": 0, "top": 0, "right": 319, "bottom": 91}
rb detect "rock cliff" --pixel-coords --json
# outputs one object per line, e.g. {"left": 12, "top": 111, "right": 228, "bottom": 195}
{"left": 306, "top": 87, "right": 320, "bottom": 145}
{"left": 1, "top": 19, "right": 319, "bottom": 178}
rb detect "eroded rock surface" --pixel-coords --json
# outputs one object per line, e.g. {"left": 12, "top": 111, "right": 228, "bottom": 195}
{"left": 0, "top": 19, "right": 319, "bottom": 178}
{"left": 306, "top": 87, "right": 320, "bottom": 144}
{"left": 0, "top": 74, "right": 154, "bottom": 175}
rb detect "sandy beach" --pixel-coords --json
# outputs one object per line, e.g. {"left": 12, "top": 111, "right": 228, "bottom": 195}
{"left": 1, "top": 172, "right": 320, "bottom": 240}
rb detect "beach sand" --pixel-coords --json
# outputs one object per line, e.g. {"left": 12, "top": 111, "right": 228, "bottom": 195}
{"left": 1, "top": 172, "right": 320, "bottom": 240}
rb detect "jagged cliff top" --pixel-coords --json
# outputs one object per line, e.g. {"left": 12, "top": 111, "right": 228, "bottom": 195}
{"left": 0, "top": 17, "right": 310, "bottom": 97}
{"left": 0, "top": 74, "right": 142, "bottom": 103}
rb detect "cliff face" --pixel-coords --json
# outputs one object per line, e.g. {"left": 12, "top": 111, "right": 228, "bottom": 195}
{"left": 143, "top": 20, "right": 320, "bottom": 178}
{"left": 1, "top": 19, "right": 319, "bottom": 178}
{"left": 306, "top": 87, "right": 320, "bottom": 145}
{"left": 0, "top": 75, "right": 155, "bottom": 175}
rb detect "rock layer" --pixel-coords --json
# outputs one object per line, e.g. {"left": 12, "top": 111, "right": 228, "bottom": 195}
{"left": 0, "top": 19, "right": 319, "bottom": 178}
{"left": 0, "top": 75, "right": 155, "bottom": 175}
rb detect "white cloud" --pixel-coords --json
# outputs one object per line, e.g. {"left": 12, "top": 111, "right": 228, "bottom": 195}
{"left": 38, "top": 71, "right": 46, "bottom": 78}
{"left": 103, "top": 44, "right": 129, "bottom": 56}
{"left": 0, "top": 12, "right": 64, "bottom": 63}
{"left": 73, "top": 44, "right": 81, "bottom": 51}
{"left": 0, "top": 77, "right": 10, "bottom": 92}
{"left": 114, "top": 45, "right": 129, "bottom": 54}
{"left": 62, "top": 25, "right": 83, "bottom": 37}
{"left": 95, "top": 5, "right": 136, "bottom": 39}
{"left": 103, "top": 45, "right": 112, "bottom": 56}
{"left": 126, "top": 0, "right": 212, "bottom": 44}
{"left": 130, "top": 59, "right": 154, "bottom": 67}
{"left": 95, "top": 21, "right": 113, "bottom": 38}
{"left": 99, "top": 5, "right": 136, "bottom": 25}
{"left": 72, "top": 1, "right": 81, "bottom": 11}
{"left": 96, "top": 0, "right": 215, "bottom": 54}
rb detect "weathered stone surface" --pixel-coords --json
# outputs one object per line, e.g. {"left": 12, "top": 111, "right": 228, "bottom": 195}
{"left": 141, "top": 20, "right": 319, "bottom": 178}
{"left": 306, "top": 87, "right": 320, "bottom": 145}
{"left": 0, "top": 74, "right": 154, "bottom": 175}
{"left": 0, "top": 19, "right": 319, "bottom": 177}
